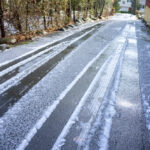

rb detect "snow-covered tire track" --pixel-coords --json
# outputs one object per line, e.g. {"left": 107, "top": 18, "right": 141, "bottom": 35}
{"left": 0, "top": 22, "right": 106, "bottom": 72}
{"left": 82, "top": 38, "right": 127, "bottom": 150}
{"left": 0, "top": 25, "right": 107, "bottom": 116}
{"left": 19, "top": 40, "right": 115, "bottom": 150}
{"left": 21, "top": 30, "right": 128, "bottom": 150}
{"left": 52, "top": 36, "right": 128, "bottom": 150}
{"left": 0, "top": 20, "right": 127, "bottom": 150}
{"left": 0, "top": 28, "right": 95, "bottom": 94}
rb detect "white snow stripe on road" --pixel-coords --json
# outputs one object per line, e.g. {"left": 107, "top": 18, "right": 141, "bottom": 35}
{"left": 84, "top": 37, "right": 127, "bottom": 150}
{"left": 52, "top": 37, "right": 127, "bottom": 150}
{"left": 16, "top": 38, "right": 112, "bottom": 150}
{"left": 51, "top": 55, "right": 113, "bottom": 150}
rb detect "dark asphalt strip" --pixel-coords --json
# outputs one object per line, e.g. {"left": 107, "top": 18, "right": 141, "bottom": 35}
{"left": 0, "top": 22, "right": 107, "bottom": 72}
{"left": 0, "top": 24, "right": 103, "bottom": 117}
{"left": 25, "top": 48, "right": 111, "bottom": 150}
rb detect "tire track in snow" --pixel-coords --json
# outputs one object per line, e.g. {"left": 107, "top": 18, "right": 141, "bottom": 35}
{"left": 0, "top": 22, "right": 106, "bottom": 72}
{"left": 0, "top": 21, "right": 127, "bottom": 150}
{"left": 52, "top": 37, "right": 127, "bottom": 150}
{"left": 0, "top": 28, "right": 94, "bottom": 93}
{"left": 82, "top": 38, "right": 127, "bottom": 150}
{"left": 16, "top": 40, "right": 114, "bottom": 150}
{"left": 0, "top": 25, "right": 102, "bottom": 116}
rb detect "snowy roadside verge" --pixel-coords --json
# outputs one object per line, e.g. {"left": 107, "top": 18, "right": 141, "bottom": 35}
{"left": 0, "top": 29, "right": 94, "bottom": 95}
{"left": 0, "top": 19, "right": 107, "bottom": 65}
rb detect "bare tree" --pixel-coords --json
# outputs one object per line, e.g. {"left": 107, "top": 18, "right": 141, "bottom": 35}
{"left": 1, "top": 0, "right": 113, "bottom": 37}
{"left": 0, "top": 0, "right": 5, "bottom": 37}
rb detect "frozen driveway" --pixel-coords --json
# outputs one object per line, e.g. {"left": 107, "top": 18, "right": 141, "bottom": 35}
{"left": 0, "top": 14, "right": 150, "bottom": 150}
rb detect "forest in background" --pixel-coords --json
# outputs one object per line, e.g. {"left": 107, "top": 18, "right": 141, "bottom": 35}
{"left": 0, "top": 0, "right": 115, "bottom": 42}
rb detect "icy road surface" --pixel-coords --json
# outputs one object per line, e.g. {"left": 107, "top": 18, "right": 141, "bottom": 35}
{"left": 0, "top": 14, "right": 150, "bottom": 150}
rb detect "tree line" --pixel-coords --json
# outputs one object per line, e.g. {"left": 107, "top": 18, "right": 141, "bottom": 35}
{"left": 0, "top": 0, "right": 114, "bottom": 38}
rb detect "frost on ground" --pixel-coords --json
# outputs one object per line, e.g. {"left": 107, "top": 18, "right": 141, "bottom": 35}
{"left": 0, "top": 21, "right": 125, "bottom": 150}
{"left": 136, "top": 21, "right": 150, "bottom": 137}
{"left": 0, "top": 20, "right": 104, "bottom": 65}
{"left": 52, "top": 35, "right": 127, "bottom": 150}
{"left": 0, "top": 29, "right": 93, "bottom": 95}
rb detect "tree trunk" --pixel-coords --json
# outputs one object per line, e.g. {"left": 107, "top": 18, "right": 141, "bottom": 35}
{"left": 43, "top": 15, "right": 47, "bottom": 29}
{"left": 26, "top": 0, "right": 29, "bottom": 31}
{"left": 99, "top": 0, "right": 105, "bottom": 18}
{"left": 132, "top": 0, "right": 137, "bottom": 15}
{"left": 73, "top": 7, "right": 76, "bottom": 23}
{"left": 94, "top": 2, "right": 98, "bottom": 18}
{"left": 66, "top": 0, "right": 71, "bottom": 22}
{"left": 15, "top": 10, "right": 22, "bottom": 33}
{"left": 85, "top": 0, "right": 90, "bottom": 18}
{"left": 0, "top": 0, "right": 5, "bottom": 37}
{"left": 42, "top": 0, "right": 47, "bottom": 29}
{"left": 77, "top": 6, "right": 80, "bottom": 19}
{"left": 54, "top": 3, "right": 58, "bottom": 26}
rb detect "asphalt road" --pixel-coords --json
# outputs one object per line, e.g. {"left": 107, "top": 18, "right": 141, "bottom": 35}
{"left": 0, "top": 14, "right": 150, "bottom": 150}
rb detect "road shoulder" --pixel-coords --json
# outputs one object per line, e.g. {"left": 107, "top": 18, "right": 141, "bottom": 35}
{"left": 109, "top": 23, "right": 150, "bottom": 150}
